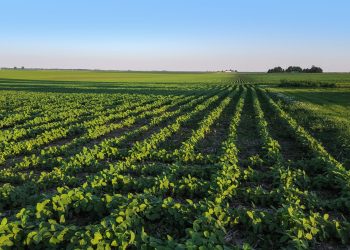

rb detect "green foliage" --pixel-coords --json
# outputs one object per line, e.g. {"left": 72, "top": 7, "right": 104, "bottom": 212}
{"left": 279, "top": 80, "right": 337, "bottom": 88}
{"left": 0, "top": 77, "right": 349, "bottom": 249}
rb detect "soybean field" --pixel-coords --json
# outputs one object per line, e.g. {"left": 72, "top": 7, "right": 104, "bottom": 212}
{"left": 0, "top": 71, "right": 350, "bottom": 249}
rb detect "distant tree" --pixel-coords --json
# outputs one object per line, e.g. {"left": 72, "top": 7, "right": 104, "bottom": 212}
{"left": 303, "top": 65, "right": 323, "bottom": 73}
{"left": 21, "top": 66, "right": 24, "bottom": 70}
{"left": 285, "top": 66, "right": 303, "bottom": 73}
{"left": 14, "top": 66, "right": 17, "bottom": 70}
{"left": 267, "top": 66, "right": 284, "bottom": 73}
{"left": 268, "top": 65, "right": 323, "bottom": 73}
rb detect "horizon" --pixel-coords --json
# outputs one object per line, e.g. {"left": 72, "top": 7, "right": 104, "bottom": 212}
{"left": 1, "top": 67, "right": 350, "bottom": 74}
{"left": 1, "top": 0, "right": 350, "bottom": 72}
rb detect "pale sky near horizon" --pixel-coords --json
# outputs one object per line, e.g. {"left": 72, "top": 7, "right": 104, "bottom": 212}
{"left": 1, "top": 0, "right": 349, "bottom": 72}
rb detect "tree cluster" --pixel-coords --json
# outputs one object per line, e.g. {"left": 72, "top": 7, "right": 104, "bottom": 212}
{"left": 268, "top": 65, "right": 323, "bottom": 73}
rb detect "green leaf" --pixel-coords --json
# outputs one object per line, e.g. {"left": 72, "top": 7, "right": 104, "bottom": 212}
{"left": 129, "top": 231, "right": 135, "bottom": 243}
{"left": 297, "top": 230, "right": 303, "bottom": 239}
{"left": 116, "top": 216, "right": 123, "bottom": 223}
{"left": 1, "top": 218, "right": 7, "bottom": 226}
{"left": 311, "top": 227, "right": 318, "bottom": 235}
{"left": 49, "top": 236, "right": 59, "bottom": 245}
{"left": 186, "top": 199, "right": 193, "bottom": 205}
{"left": 59, "top": 215, "right": 65, "bottom": 223}
{"left": 305, "top": 233, "right": 313, "bottom": 240}
{"left": 105, "top": 194, "right": 113, "bottom": 203}
{"left": 247, "top": 211, "right": 254, "bottom": 219}
{"left": 0, "top": 235, "right": 13, "bottom": 247}
{"left": 91, "top": 232, "right": 103, "bottom": 245}
{"left": 141, "top": 227, "right": 148, "bottom": 242}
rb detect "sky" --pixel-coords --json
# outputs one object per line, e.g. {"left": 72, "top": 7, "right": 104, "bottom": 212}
{"left": 1, "top": 0, "right": 349, "bottom": 72}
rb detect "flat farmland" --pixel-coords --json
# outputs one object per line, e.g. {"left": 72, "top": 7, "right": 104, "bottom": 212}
{"left": 0, "top": 71, "right": 350, "bottom": 249}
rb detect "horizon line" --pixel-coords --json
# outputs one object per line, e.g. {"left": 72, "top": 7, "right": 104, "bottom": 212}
{"left": 1, "top": 67, "right": 349, "bottom": 74}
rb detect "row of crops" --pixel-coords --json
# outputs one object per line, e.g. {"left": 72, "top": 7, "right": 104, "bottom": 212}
{"left": 0, "top": 83, "right": 349, "bottom": 249}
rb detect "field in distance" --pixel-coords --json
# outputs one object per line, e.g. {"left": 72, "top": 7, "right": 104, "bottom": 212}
{"left": 0, "top": 70, "right": 350, "bottom": 249}
{"left": 0, "top": 69, "right": 236, "bottom": 83}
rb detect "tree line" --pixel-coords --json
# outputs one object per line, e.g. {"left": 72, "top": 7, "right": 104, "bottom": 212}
{"left": 267, "top": 65, "right": 323, "bottom": 73}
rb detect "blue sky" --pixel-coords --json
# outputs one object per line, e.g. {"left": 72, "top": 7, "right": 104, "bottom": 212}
{"left": 1, "top": 0, "right": 349, "bottom": 71}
